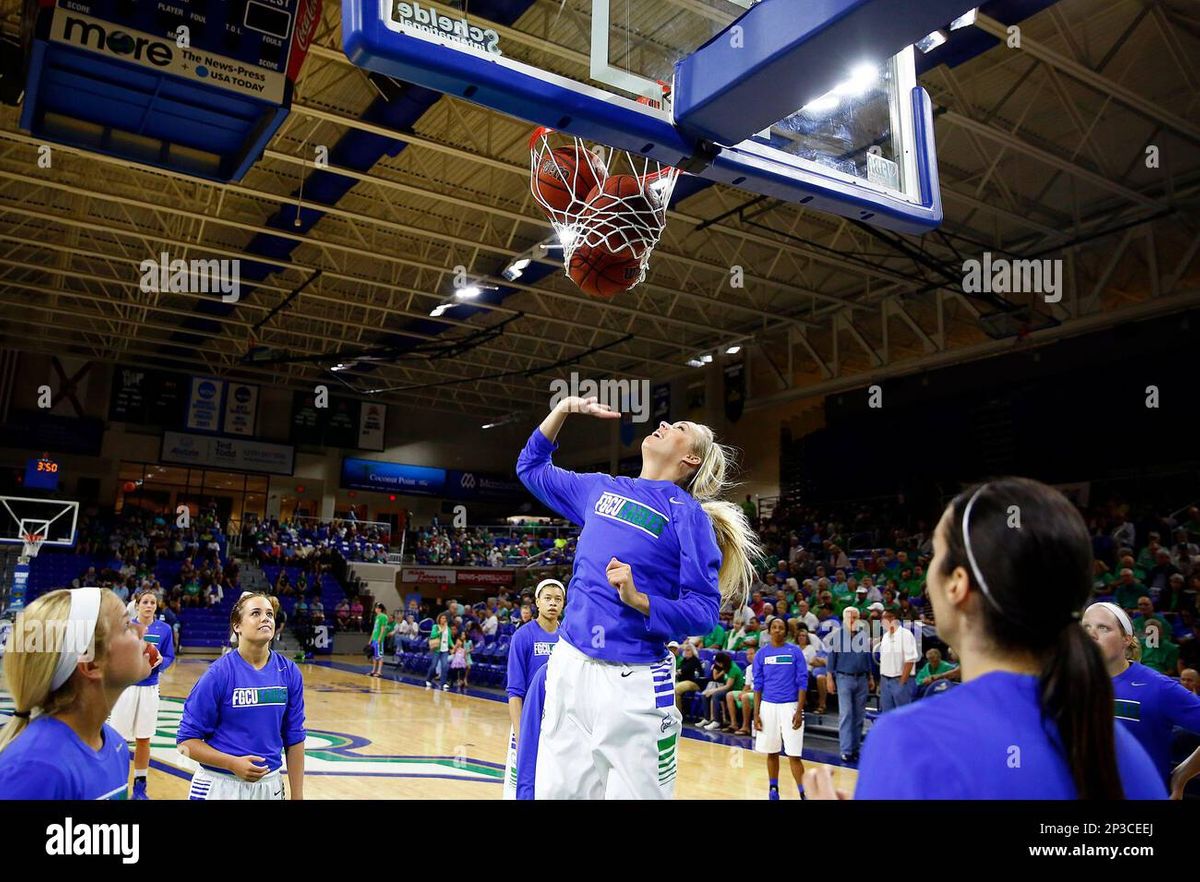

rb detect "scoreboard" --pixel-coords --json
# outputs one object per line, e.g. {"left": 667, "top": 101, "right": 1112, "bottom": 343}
{"left": 21, "top": 0, "right": 322, "bottom": 180}
{"left": 24, "top": 456, "right": 60, "bottom": 492}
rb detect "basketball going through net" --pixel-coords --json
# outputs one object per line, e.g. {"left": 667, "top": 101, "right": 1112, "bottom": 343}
{"left": 529, "top": 126, "right": 680, "bottom": 299}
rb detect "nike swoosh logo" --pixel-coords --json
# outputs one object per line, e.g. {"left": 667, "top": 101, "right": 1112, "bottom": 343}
{"left": 621, "top": 670, "right": 634, "bottom": 677}
{"left": 1130, "top": 682, "right": 1147, "bottom": 686}
{"left": 669, "top": 498, "right": 685, "bottom": 505}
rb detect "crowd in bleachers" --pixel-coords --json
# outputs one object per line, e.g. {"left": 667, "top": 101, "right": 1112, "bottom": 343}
{"left": 667, "top": 495, "right": 1200, "bottom": 730}
{"left": 245, "top": 516, "right": 391, "bottom": 566}
{"left": 389, "top": 590, "right": 544, "bottom": 689}
{"left": 411, "top": 524, "right": 577, "bottom": 567}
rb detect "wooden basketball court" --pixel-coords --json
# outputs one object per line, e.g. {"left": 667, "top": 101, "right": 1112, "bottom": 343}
{"left": 72, "top": 655, "right": 858, "bottom": 800}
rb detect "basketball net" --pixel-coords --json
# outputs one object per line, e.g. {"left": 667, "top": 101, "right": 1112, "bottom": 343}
{"left": 530, "top": 126, "right": 681, "bottom": 288}
{"left": 20, "top": 532, "right": 45, "bottom": 562}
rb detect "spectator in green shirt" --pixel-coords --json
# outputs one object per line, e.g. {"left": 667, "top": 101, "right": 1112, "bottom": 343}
{"left": 1112, "top": 569, "right": 1149, "bottom": 612}
{"left": 725, "top": 645, "right": 757, "bottom": 733}
{"left": 1132, "top": 596, "right": 1171, "bottom": 636}
{"left": 1138, "top": 619, "right": 1180, "bottom": 675}
{"left": 1091, "top": 559, "right": 1117, "bottom": 597}
{"left": 899, "top": 567, "right": 925, "bottom": 598}
{"left": 725, "top": 617, "right": 751, "bottom": 652}
{"left": 915, "top": 647, "right": 959, "bottom": 686}
{"left": 851, "top": 586, "right": 871, "bottom": 616}
{"left": 742, "top": 494, "right": 757, "bottom": 524}
{"left": 701, "top": 622, "right": 727, "bottom": 650}
{"left": 1136, "top": 535, "right": 1163, "bottom": 572}
{"left": 698, "top": 652, "right": 741, "bottom": 731}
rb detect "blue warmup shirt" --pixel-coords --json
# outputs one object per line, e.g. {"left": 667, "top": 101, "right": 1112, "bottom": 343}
{"left": 506, "top": 620, "right": 559, "bottom": 700}
{"left": 753, "top": 642, "right": 808, "bottom": 704}
{"left": 136, "top": 618, "right": 176, "bottom": 687}
{"left": 177, "top": 649, "right": 307, "bottom": 775}
{"left": 1113, "top": 661, "right": 1200, "bottom": 783}
{"left": 516, "top": 428, "right": 721, "bottom": 664}
{"left": 515, "top": 663, "right": 549, "bottom": 800}
{"left": 854, "top": 671, "right": 1165, "bottom": 799}
{"left": 0, "top": 717, "right": 129, "bottom": 800}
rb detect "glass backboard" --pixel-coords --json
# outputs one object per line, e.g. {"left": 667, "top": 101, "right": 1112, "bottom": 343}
{"left": 343, "top": 0, "right": 951, "bottom": 232}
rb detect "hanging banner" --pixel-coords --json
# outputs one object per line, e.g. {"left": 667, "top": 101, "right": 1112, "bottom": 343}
{"left": 358, "top": 402, "right": 387, "bottom": 451}
{"left": 185, "top": 378, "right": 225, "bottom": 433}
{"left": 724, "top": 361, "right": 745, "bottom": 423}
{"left": 651, "top": 382, "right": 671, "bottom": 424}
{"left": 222, "top": 382, "right": 259, "bottom": 437}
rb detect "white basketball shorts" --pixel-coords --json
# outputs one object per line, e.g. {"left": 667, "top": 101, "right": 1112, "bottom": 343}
{"left": 108, "top": 684, "right": 160, "bottom": 741}
{"left": 187, "top": 768, "right": 286, "bottom": 800}
{"left": 534, "top": 638, "right": 682, "bottom": 800}
{"left": 754, "top": 700, "right": 805, "bottom": 756}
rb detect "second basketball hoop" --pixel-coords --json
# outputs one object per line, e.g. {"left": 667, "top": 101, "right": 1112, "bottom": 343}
{"left": 529, "top": 127, "right": 680, "bottom": 298}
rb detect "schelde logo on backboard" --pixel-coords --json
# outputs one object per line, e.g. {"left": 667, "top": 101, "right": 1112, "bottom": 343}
{"left": 389, "top": 1, "right": 502, "bottom": 55}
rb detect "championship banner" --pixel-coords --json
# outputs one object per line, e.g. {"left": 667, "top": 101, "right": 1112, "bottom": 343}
{"left": 222, "top": 382, "right": 259, "bottom": 437}
{"left": 109, "top": 365, "right": 188, "bottom": 426}
{"left": 358, "top": 402, "right": 387, "bottom": 450}
{"left": 185, "top": 377, "right": 225, "bottom": 432}
{"left": 724, "top": 360, "right": 745, "bottom": 423}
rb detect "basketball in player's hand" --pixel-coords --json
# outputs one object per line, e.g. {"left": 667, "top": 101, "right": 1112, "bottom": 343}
{"left": 568, "top": 241, "right": 643, "bottom": 298}
{"left": 145, "top": 643, "right": 161, "bottom": 667}
{"left": 532, "top": 144, "right": 605, "bottom": 222}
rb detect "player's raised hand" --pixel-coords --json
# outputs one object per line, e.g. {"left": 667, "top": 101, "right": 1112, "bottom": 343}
{"left": 557, "top": 395, "right": 621, "bottom": 419}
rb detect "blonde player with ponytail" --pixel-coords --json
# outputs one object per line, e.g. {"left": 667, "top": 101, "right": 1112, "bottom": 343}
{"left": 0, "top": 587, "right": 151, "bottom": 799}
{"left": 516, "top": 395, "right": 760, "bottom": 799}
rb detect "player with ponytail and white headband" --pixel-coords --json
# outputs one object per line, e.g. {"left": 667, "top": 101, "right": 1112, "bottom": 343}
{"left": 804, "top": 478, "right": 1164, "bottom": 799}
{"left": 1082, "top": 601, "right": 1200, "bottom": 798}
{"left": 109, "top": 587, "right": 176, "bottom": 799}
{"left": 516, "top": 395, "right": 761, "bottom": 799}
{"left": 177, "top": 591, "right": 306, "bottom": 800}
{"left": 502, "top": 577, "right": 565, "bottom": 799}
{"left": 0, "top": 587, "right": 151, "bottom": 799}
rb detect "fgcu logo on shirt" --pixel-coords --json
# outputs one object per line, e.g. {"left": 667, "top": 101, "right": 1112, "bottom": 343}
{"left": 532, "top": 642, "right": 555, "bottom": 657}
{"left": 231, "top": 687, "right": 288, "bottom": 707}
{"left": 764, "top": 654, "right": 796, "bottom": 665}
{"left": 593, "top": 493, "right": 668, "bottom": 538}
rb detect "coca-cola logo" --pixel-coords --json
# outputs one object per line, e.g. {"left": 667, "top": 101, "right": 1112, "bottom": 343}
{"left": 293, "top": 0, "right": 321, "bottom": 54}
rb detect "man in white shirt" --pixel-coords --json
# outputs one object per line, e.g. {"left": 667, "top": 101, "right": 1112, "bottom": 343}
{"left": 482, "top": 609, "right": 499, "bottom": 636}
{"left": 863, "top": 576, "right": 883, "bottom": 604}
{"left": 876, "top": 610, "right": 920, "bottom": 712}
{"left": 793, "top": 599, "right": 819, "bottom": 634}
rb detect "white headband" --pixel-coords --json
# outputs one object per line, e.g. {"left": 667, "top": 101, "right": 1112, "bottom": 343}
{"left": 961, "top": 485, "right": 1005, "bottom": 615}
{"left": 1088, "top": 602, "right": 1134, "bottom": 637}
{"left": 50, "top": 586, "right": 103, "bottom": 692}
{"left": 535, "top": 578, "right": 566, "bottom": 598}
